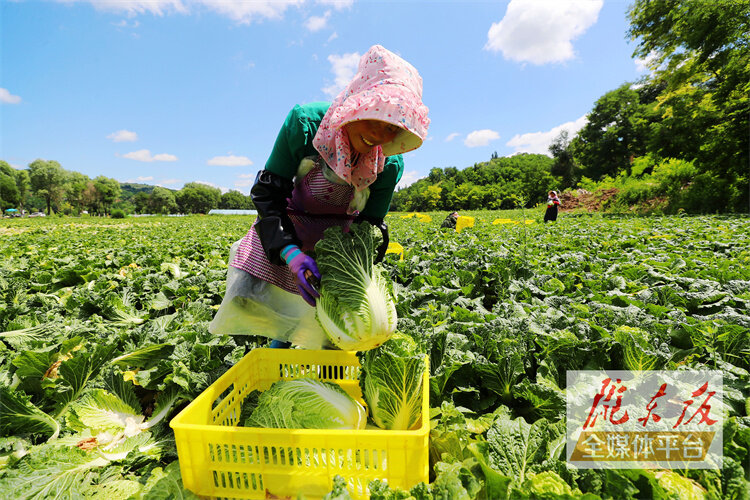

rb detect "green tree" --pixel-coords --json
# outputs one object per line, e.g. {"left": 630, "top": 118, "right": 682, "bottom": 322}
{"left": 81, "top": 181, "right": 98, "bottom": 214}
{"left": 175, "top": 182, "right": 221, "bottom": 214}
{"left": 220, "top": 190, "right": 253, "bottom": 209}
{"left": 0, "top": 176, "right": 18, "bottom": 211}
{"left": 93, "top": 176, "right": 122, "bottom": 215}
{"left": 14, "top": 169, "right": 30, "bottom": 213}
{"left": 28, "top": 159, "right": 65, "bottom": 214}
{"left": 132, "top": 192, "right": 150, "bottom": 214}
{"left": 64, "top": 171, "right": 91, "bottom": 214}
{"left": 438, "top": 179, "right": 456, "bottom": 210}
{"left": 0, "top": 161, "right": 20, "bottom": 211}
{"left": 149, "top": 186, "right": 178, "bottom": 214}
{"left": 444, "top": 167, "right": 459, "bottom": 179}
{"left": 390, "top": 188, "right": 412, "bottom": 212}
{"left": 391, "top": 154, "right": 554, "bottom": 211}
{"left": 570, "top": 84, "right": 650, "bottom": 180}
{"left": 427, "top": 168, "right": 444, "bottom": 184}
{"left": 628, "top": 0, "right": 750, "bottom": 211}
{"left": 548, "top": 130, "right": 577, "bottom": 188}
{"left": 423, "top": 185, "right": 442, "bottom": 211}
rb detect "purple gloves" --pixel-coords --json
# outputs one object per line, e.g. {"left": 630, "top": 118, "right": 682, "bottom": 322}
{"left": 281, "top": 245, "right": 321, "bottom": 307}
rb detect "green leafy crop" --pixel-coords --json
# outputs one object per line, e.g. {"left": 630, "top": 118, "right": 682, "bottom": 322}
{"left": 0, "top": 213, "right": 748, "bottom": 499}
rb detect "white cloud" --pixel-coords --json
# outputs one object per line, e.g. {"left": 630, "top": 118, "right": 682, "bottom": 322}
{"left": 234, "top": 178, "right": 254, "bottom": 189}
{"left": 635, "top": 51, "right": 659, "bottom": 73}
{"left": 207, "top": 154, "right": 253, "bottom": 167}
{"left": 68, "top": 0, "right": 188, "bottom": 16}
{"left": 445, "top": 132, "right": 460, "bottom": 142}
{"left": 485, "top": 0, "right": 603, "bottom": 65}
{"left": 125, "top": 176, "right": 154, "bottom": 183}
{"left": 107, "top": 129, "right": 138, "bottom": 142}
{"left": 112, "top": 19, "right": 140, "bottom": 28}
{"left": 197, "top": 0, "right": 304, "bottom": 24}
{"left": 322, "top": 51, "right": 360, "bottom": 98}
{"left": 0, "top": 88, "right": 22, "bottom": 104}
{"left": 464, "top": 129, "right": 500, "bottom": 148}
{"left": 195, "top": 180, "right": 229, "bottom": 193}
{"left": 327, "top": 32, "right": 338, "bottom": 43}
{"left": 397, "top": 170, "right": 423, "bottom": 190}
{"left": 305, "top": 11, "right": 330, "bottom": 32}
{"left": 234, "top": 172, "right": 258, "bottom": 194}
{"left": 159, "top": 178, "right": 180, "bottom": 185}
{"left": 506, "top": 115, "right": 588, "bottom": 155}
{"left": 59, "top": 0, "right": 304, "bottom": 24}
{"left": 317, "top": 0, "right": 353, "bottom": 9}
{"left": 121, "top": 149, "right": 178, "bottom": 162}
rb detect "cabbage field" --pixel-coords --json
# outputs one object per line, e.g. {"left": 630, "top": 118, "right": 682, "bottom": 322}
{"left": 0, "top": 212, "right": 748, "bottom": 499}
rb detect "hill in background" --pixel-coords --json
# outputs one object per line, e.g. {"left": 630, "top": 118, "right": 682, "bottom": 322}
{"left": 119, "top": 183, "right": 174, "bottom": 202}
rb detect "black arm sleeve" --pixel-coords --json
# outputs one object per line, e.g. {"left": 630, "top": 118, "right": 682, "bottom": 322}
{"left": 250, "top": 170, "right": 302, "bottom": 265}
{"left": 354, "top": 214, "right": 389, "bottom": 264}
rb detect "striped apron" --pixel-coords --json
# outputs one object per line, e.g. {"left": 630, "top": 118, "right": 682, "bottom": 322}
{"left": 230, "top": 157, "right": 357, "bottom": 294}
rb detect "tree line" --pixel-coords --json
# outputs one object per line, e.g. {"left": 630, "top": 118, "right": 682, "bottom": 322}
{"left": 129, "top": 183, "right": 254, "bottom": 215}
{"left": 394, "top": 0, "right": 748, "bottom": 213}
{"left": 0, "top": 159, "right": 254, "bottom": 216}
{"left": 3, "top": 1, "right": 746, "bottom": 216}
{"left": 0, "top": 159, "right": 122, "bottom": 216}
{"left": 391, "top": 154, "right": 555, "bottom": 211}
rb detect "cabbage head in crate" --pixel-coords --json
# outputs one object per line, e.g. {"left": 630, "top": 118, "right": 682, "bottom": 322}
{"left": 314, "top": 223, "right": 397, "bottom": 351}
{"left": 359, "top": 333, "right": 424, "bottom": 430}
{"left": 245, "top": 378, "right": 366, "bottom": 430}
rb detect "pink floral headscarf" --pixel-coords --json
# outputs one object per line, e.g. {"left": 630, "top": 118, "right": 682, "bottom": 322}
{"left": 312, "top": 45, "right": 430, "bottom": 193}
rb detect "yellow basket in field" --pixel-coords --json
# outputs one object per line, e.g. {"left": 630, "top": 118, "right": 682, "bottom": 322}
{"left": 170, "top": 348, "right": 430, "bottom": 499}
{"left": 456, "top": 215, "right": 475, "bottom": 232}
{"left": 385, "top": 242, "right": 405, "bottom": 261}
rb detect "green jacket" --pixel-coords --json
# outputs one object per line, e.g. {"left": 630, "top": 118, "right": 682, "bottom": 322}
{"left": 264, "top": 102, "right": 404, "bottom": 219}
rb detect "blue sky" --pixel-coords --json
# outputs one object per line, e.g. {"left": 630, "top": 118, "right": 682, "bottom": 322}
{"left": 1, "top": 0, "right": 650, "bottom": 194}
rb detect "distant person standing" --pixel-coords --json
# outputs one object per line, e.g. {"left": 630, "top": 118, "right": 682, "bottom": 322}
{"left": 441, "top": 211, "right": 459, "bottom": 229}
{"left": 544, "top": 191, "right": 560, "bottom": 223}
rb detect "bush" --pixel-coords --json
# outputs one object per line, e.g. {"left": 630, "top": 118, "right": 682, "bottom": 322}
{"left": 630, "top": 155, "right": 657, "bottom": 177}
{"left": 578, "top": 157, "right": 704, "bottom": 214}
{"left": 59, "top": 202, "right": 74, "bottom": 215}
{"left": 578, "top": 176, "right": 598, "bottom": 192}
{"left": 110, "top": 209, "right": 126, "bottom": 219}
{"left": 678, "top": 172, "right": 740, "bottom": 213}
{"left": 653, "top": 158, "right": 697, "bottom": 196}
{"left": 617, "top": 177, "right": 659, "bottom": 206}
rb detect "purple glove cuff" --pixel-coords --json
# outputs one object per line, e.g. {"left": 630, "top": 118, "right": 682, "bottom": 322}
{"left": 281, "top": 244, "right": 302, "bottom": 264}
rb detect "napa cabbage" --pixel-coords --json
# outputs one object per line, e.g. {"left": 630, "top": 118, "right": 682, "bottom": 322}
{"left": 359, "top": 333, "right": 425, "bottom": 430}
{"left": 314, "top": 223, "right": 397, "bottom": 351}
{"left": 244, "top": 379, "right": 366, "bottom": 430}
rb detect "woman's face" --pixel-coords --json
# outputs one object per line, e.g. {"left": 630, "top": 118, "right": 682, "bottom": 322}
{"left": 344, "top": 120, "right": 401, "bottom": 155}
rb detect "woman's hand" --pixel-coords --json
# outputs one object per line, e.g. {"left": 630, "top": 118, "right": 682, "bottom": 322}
{"left": 283, "top": 245, "right": 321, "bottom": 306}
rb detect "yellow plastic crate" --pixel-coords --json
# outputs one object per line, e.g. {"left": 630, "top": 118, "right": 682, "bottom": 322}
{"left": 170, "top": 348, "right": 430, "bottom": 499}
{"left": 456, "top": 215, "right": 475, "bottom": 233}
